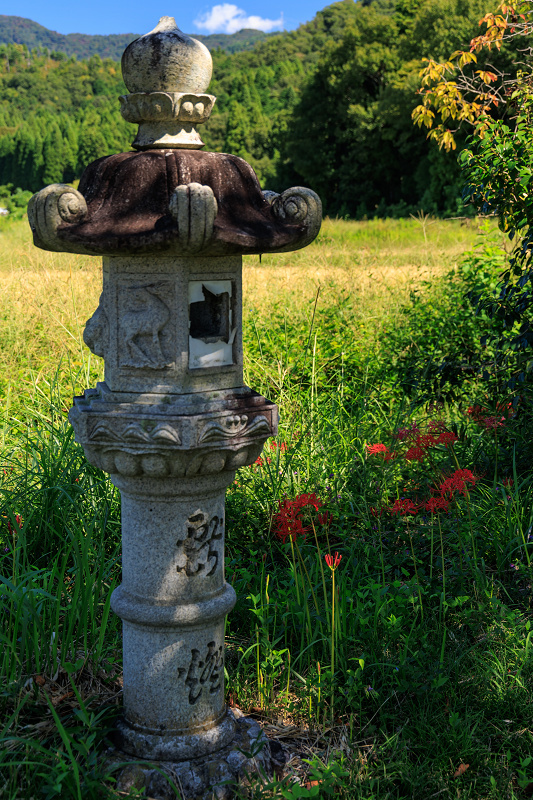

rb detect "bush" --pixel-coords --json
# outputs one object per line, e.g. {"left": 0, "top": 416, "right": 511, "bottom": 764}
{"left": 0, "top": 183, "right": 32, "bottom": 220}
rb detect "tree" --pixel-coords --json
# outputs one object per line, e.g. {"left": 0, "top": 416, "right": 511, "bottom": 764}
{"left": 412, "top": 1, "right": 533, "bottom": 149}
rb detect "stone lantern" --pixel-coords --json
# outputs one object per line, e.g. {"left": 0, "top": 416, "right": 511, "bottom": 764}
{"left": 28, "top": 17, "right": 321, "bottom": 798}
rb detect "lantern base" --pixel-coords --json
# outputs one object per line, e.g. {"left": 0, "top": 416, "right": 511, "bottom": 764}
{"left": 109, "top": 709, "right": 272, "bottom": 799}
{"left": 115, "top": 708, "right": 236, "bottom": 762}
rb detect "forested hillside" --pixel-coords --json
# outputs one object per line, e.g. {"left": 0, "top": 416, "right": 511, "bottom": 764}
{"left": 0, "top": 0, "right": 523, "bottom": 217}
{"left": 0, "top": 16, "right": 270, "bottom": 59}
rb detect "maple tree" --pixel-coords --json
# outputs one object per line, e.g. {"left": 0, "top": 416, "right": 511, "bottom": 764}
{"left": 412, "top": 1, "right": 533, "bottom": 150}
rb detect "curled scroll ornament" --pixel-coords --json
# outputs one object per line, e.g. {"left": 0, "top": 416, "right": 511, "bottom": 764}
{"left": 264, "top": 186, "right": 322, "bottom": 251}
{"left": 27, "top": 184, "right": 88, "bottom": 253}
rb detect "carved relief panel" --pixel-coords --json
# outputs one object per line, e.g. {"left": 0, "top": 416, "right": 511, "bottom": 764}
{"left": 118, "top": 281, "right": 175, "bottom": 370}
{"left": 99, "top": 254, "right": 243, "bottom": 393}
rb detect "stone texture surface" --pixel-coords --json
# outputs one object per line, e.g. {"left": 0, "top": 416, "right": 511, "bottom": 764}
{"left": 81, "top": 254, "right": 244, "bottom": 394}
{"left": 27, "top": 184, "right": 87, "bottom": 254}
{"left": 121, "top": 17, "right": 212, "bottom": 95}
{"left": 111, "top": 710, "right": 272, "bottom": 799}
{"left": 109, "top": 472, "right": 236, "bottom": 760}
{"left": 27, "top": 151, "right": 322, "bottom": 257}
{"left": 69, "top": 383, "right": 277, "bottom": 477}
{"left": 120, "top": 91, "right": 216, "bottom": 150}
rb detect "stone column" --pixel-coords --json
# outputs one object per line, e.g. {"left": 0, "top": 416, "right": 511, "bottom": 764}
{"left": 112, "top": 472, "right": 236, "bottom": 760}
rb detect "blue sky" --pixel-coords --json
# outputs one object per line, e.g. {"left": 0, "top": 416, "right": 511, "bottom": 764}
{"left": 3, "top": 1, "right": 332, "bottom": 36}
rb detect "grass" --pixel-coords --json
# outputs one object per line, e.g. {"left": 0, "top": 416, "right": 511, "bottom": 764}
{"left": 2, "top": 214, "right": 533, "bottom": 799}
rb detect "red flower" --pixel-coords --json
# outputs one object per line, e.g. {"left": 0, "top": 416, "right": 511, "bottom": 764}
{"left": 325, "top": 551, "right": 342, "bottom": 569}
{"left": 367, "top": 443, "right": 389, "bottom": 456}
{"left": 437, "top": 431, "right": 458, "bottom": 446}
{"left": 428, "top": 419, "right": 447, "bottom": 433}
{"left": 7, "top": 514, "right": 22, "bottom": 535}
{"left": 467, "top": 403, "right": 509, "bottom": 429}
{"left": 404, "top": 445, "right": 425, "bottom": 462}
{"left": 273, "top": 493, "right": 326, "bottom": 543}
{"left": 389, "top": 498, "right": 419, "bottom": 515}
{"left": 270, "top": 441, "right": 288, "bottom": 452}
{"left": 467, "top": 404, "right": 485, "bottom": 421}
{"left": 416, "top": 434, "right": 438, "bottom": 449}
{"left": 394, "top": 423, "right": 420, "bottom": 441}
{"left": 479, "top": 415, "right": 504, "bottom": 430}
{"left": 253, "top": 456, "right": 272, "bottom": 468}
{"left": 425, "top": 497, "right": 449, "bottom": 513}
{"left": 439, "top": 469, "right": 477, "bottom": 498}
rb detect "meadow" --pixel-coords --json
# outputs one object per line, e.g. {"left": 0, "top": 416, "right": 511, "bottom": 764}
{"left": 1, "top": 214, "right": 533, "bottom": 800}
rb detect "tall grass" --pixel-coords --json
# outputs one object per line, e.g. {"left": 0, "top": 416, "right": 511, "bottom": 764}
{"left": 2, "top": 216, "right": 532, "bottom": 799}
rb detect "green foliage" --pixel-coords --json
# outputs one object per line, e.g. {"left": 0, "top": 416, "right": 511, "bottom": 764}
{"left": 388, "top": 227, "right": 505, "bottom": 402}
{"left": 0, "top": 183, "right": 32, "bottom": 219}
{"left": 456, "top": 77, "right": 533, "bottom": 467}
{"left": 0, "top": 0, "right": 512, "bottom": 213}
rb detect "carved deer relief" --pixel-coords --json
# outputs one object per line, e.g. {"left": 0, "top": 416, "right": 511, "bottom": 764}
{"left": 119, "top": 284, "right": 172, "bottom": 369}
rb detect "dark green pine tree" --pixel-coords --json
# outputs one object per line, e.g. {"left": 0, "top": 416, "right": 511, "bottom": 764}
{"left": 61, "top": 117, "right": 79, "bottom": 183}
{"left": 41, "top": 121, "right": 65, "bottom": 185}
{"left": 77, "top": 110, "right": 108, "bottom": 173}
{"left": 223, "top": 101, "right": 251, "bottom": 161}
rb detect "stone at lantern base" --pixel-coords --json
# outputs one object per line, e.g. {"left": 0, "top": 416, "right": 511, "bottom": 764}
{"left": 110, "top": 708, "right": 271, "bottom": 800}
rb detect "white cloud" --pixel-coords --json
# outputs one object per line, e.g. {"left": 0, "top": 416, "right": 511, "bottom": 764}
{"left": 194, "top": 4, "right": 284, "bottom": 34}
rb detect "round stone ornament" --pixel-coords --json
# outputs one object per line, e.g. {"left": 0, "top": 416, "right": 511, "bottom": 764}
{"left": 121, "top": 16, "right": 212, "bottom": 94}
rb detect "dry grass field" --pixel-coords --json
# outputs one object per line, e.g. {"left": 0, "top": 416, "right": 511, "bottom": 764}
{"left": 0, "top": 215, "right": 484, "bottom": 414}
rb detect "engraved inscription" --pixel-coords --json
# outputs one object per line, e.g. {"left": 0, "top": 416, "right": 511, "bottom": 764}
{"left": 176, "top": 510, "right": 223, "bottom": 576}
{"left": 177, "top": 642, "right": 223, "bottom": 705}
{"left": 119, "top": 283, "right": 172, "bottom": 369}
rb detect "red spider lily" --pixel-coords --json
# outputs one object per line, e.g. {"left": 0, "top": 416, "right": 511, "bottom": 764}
{"left": 404, "top": 445, "right": 425, "bottom": 462}
{"left": 293, "top": 492, "right": 323, "bottom": 511}
{"left": 428, "top": 419, "right": 447, "bottom": 433}
{"left": 7, "top": 514, "right": 22, "bottom": 535}
{"left": 502, "top": 477, "right": 514, "bottom": 488}
{"left": 416, "top": 434, "right": 438, "bottom": 449}
{"left": 253, "top": 455, "right": 272, "bottom": 468}
{"left": 478, "top": 415, "right": 505, "bottom": 430}
{"left": 366, "top": 443, "right": 389, "bottom": 456}
{"left": 394, "top": 423, "right": 420, "bottom": 441}
{"left": 439, "top": 468, "right": 477, "bottom": 498}
{"left": 425, "top": 497, "right": 450, "bottom": 513}
{"left": 270, "top": 441, "right": 288, "bottom": 452}
{"left": 389, "top": 498, "right": 419, "bottom": 515}
{"left": 437, "top": 431, "right": 458, "bottom": 446}
{"left": 273, "top": 493, "right": 326, "bottom": 543}
{"left": 325, "top": 551, "right": 342, "bottom": 570}
{"left": 370, "top": 506, "right": 383, "bottom": 517}
{"left": 467, "top": 402, "right": 512, "bottom": 430}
